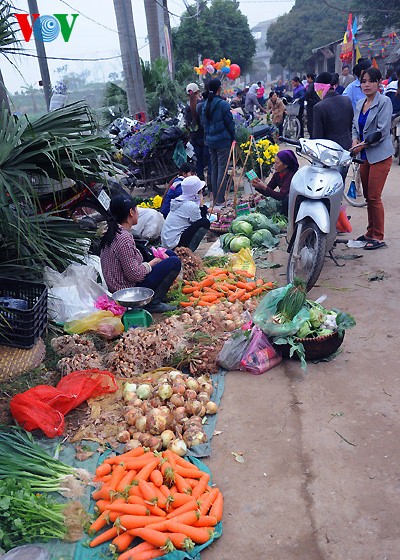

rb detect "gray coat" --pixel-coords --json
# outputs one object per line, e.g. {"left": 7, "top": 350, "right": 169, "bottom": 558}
{"left": 352, "top": 92, "right": 394, "bottom": 164}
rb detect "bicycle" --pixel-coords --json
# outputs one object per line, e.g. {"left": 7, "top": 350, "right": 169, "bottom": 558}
{"left": 343, "top": 161, "right": 367, "bottom": 207}
{"left": 282, "top": 99, "right": 301, "bottom": 141}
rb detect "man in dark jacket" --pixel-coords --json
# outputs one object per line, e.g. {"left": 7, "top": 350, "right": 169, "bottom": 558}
{"left": 304, "top": 73, "right": 320, "bottom": 138}
{"left": 184, "top": 83, "right": 209, "bottom": 184}
{"left": 313, "top": 72, "right": 354, "bottom": 150}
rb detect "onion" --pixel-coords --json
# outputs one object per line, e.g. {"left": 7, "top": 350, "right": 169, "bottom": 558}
{"left": 124, "top": 439, "right": 141, "bottom": 452}
{"left": 160, "top": 429, "right": 175, "bottom": 449}
{"left": 199, "top": 382, "right": 213, "bottom": 397}
{"left": 140, "top": 402, "right": 151, "bottom": 415}
{"left": 206, "top": 401, "right": 218, "bottom": 414}
{"left": 183, "top": 427, "right": 207, "bottom": 448}
{"left": 185, "top": 389, "right": 197, "bottom": 400}
{"left": 185, "top": 399, "right": 203, "bottom": 416}
{"left": 183, "top": 416, "right": 203, "bottom": 430}
{"left": 123, "top": 382, "right": 137, "bottom": 403}
{"left": 172, "top": 382, "right": 186, "bottom": 395}
{"left": 172, "top": 406, "right": 187, "bottom": 424}
{"left": 167, "top": 370, "right": 184, "bottom": 381}
{"left": 140, "top": 434, "right": 162, "bottom": 451}
{"left": 125, "top": 408, "right": 142, "bottom": 426}
{"left": 128, "top": 428, "right": 142, "bottom": 439}
{"left": 117, "top": 430, "right": 130, "bottom": 443}
{"left": 224, "top": 320, "right": 235, "bottom": 332}
{"left": 136, "top": 383, "right": 152, "bottom": 400}
{"left": 197, "top": 392, "right": 210, "bottom": 404}
{"left": 197, "top": 374, "right": 211, "bottom": 385}
{"left": 158, "top": 383, "right": 173, "bottom": 401}
{"left": 168, "top": 438, "right": 187, "bottom": 457}
{"left": 147, "top": 408, "right": 167, "bottom": 435}
{"left": 133, "top": 398, "right": 143, "bottom": 407}
{"left": 169, "top": 394, "right": 185, "bottom": 408}
{"left": 186, "top": 377, "right": 199, "bottom": 392}
{"left": 199, "top": 405, "right": 206, "bottom": 417}
{"left": 149, "top": 396, "right": 162, "bottom": 409}
{"left": 135, "top": 415, "right": 147, "bottom": 433}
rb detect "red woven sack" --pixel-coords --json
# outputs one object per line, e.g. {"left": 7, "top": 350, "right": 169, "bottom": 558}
{"left": 10, "top": 369, "right": 118, "bottom": 438}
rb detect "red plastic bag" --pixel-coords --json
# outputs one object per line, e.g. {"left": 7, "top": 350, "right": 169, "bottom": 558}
{"left": 240, "top": 327, "right": 282, "bottom": 374}
{"left": 336, "top": 207, "right": 352, "bottom": 233}
{"left": 10, "top": 369, "right": 118, "bottom": 438}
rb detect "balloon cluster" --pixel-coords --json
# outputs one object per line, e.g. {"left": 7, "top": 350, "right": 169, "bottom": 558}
{"left": 194, "top": 57, "right": 241, "bottom": 80}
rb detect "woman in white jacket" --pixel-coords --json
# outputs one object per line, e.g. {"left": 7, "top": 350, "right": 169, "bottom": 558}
{"left": 161, "top": 176, "right": 210, "bottom": 251}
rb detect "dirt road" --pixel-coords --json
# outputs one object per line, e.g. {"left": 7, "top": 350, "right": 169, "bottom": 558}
{"left": 202, "top": 160, "right": 400, "bottom": 559}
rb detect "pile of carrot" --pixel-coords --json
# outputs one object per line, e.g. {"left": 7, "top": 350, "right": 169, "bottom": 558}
{"left": 180, "top": 267, "right": 275, "bottom": 308}
{"left": 88, "top": 446, "right": 223, "bottom": 560}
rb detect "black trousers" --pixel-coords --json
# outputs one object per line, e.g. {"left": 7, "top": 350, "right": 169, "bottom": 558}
{"left": 178, "top": 217, "right": 210, "bottom": 247}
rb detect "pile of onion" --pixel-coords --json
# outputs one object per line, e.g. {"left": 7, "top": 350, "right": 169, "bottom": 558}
{"left": 119, "top": 370, "right": 218, "bottom": 455}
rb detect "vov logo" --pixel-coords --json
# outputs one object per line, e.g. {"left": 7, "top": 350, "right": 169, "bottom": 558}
{"left": 14, "top": 13, "right": 79, "bottom": 42}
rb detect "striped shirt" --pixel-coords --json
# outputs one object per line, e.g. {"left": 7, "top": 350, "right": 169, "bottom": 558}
{"left": 100, "top": 229, "right": 151, "bottom": 293}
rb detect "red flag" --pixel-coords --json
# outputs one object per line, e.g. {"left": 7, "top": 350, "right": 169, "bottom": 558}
{"left": 372, "top": 57, "right": 379, "bottom": 69}
{"left": 346, "top": 13, "right": 353, "bottom": 42}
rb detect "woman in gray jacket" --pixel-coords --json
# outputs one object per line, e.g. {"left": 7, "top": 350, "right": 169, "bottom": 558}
{"left": 352, "top": 67, "right": 393, "bottom": 250}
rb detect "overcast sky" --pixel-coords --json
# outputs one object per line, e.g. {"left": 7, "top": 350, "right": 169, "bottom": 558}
{"left": 3, "top": 0, "right": 295, "bottom": 93}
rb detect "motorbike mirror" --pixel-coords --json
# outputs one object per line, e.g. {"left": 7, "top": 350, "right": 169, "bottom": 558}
{"left": 364, "top": 131, "right": 381, "bottom": 145}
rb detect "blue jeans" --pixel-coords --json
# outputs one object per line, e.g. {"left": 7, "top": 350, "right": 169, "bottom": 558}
{"left": 138, "top": 250, "right": 181, "bottom": 292}
{"left": 209, "top": 145, "right": 231, "bottom": 204}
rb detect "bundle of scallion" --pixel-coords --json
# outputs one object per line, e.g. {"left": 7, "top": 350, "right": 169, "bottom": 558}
{"left": 0, "top": 426, "right": 91, "bottom": 497}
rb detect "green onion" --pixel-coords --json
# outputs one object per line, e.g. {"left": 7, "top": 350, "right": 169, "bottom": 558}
{"left": 0, "top": 426, "right": 91, "bottom": 496}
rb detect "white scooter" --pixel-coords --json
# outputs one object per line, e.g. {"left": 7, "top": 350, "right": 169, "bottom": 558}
{"left": 282, "top": 132, "right": 381, "bottom": 291}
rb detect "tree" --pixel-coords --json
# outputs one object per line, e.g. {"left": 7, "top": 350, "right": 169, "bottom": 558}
{"left": 21, "top": 84, "right": 40, "bottom": 113}
{"left": 141, "top": 58, "right": 185, "bottom": 118}
{"left": 173, "top": 0, "right": 256, "bottom": 73}
{"left": 266, "top": 0, "right": 348, "bottom": 72}
{"left": 0, "top": 2, "right": 20, "bottom": 111}
{"left": 350, "top": 0, "right": 400, "bottom": 37}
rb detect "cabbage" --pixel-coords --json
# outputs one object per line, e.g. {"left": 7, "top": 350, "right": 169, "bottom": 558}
{"left": 231, "top": 221, "right": 253, "bottom": 237}
{"left": 251, "top": 229, "right": 278, "bottom": 248}
{"left": 242, "top": 212, "right": 271, "bottom": 231}
{"left": 256, "top": 198, "right": 281, "bottom": 217}
{"left": 220, "top": 233, "right": 235, "bottom": 250}
{"left": 229, "top": 235, "right": 251, "bottom": 252}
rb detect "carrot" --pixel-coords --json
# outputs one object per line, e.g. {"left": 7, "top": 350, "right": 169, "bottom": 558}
{"left": 199, "top": 294, "right": 218, "bottom": 303}
{"left": 89, "top": 510, "right": 110, "bottom": 534}
{"left": 263, "top": 281, "right": 275, "bottom": 289}
{"left": 108, "top": 464, "right": 128, "bottom": 491}
{"left": 118, "top": 541, "right": 155, "bottom": 556}
{"left": 182, "top": 286, "right": 196, "bottom": 294}
{"left": 89, "top": 526, "right": 119, "bottom": 547}
{"left": 198, "top": 488, "right": 219, "bottom": 516}
{"left": 117, "top": 469, "right": 138, "bottom": 492}
{"left": 111, "top": 532, "right": 135, "bottom": 552}
{"left": 159, "top": 484, "right": 171, "bottom": 499}
{"left": 149, "top": 469, "right": 163, "bottom": 487}
{"left": 134, "top": 459, "right": 160, "bottom": 481}
{"left": 95, "top": 463, "right": 112, "bottom": 477}
{"left": 174, "top": 473, "right": 192, "bottom": 495}
{"left": 193, "top": 515, "right": 218, "bottom": 527}
{"left": 197, "top": 300, "right": 214, "bottom": 307}
{"left": 235, "top": 269, "right": 254, "bottom": 278}
{"left": 192, "top": 290, "right": 201, "bottom": 298}
{"left": 117, "top": 545, "right": 165, "bottom": 560}
{"left": 239, "top": 293, "right": 252, "bottom": 302}
{"left": 121, "top": 453, "right": 156, "bottom": 471}
{"left": 186, "top": 478, "right": 200, "bottom": 488}
{"left": 191, "top": 473, "right": 210, "bottom": 500}
{"left": 117, "top": 515, "right": 165, "bottom": 530}
{"left": 138, "top": 479, "right": 159, "bottom": 504}
{"left": 180, "top": 301, "right": 194, "bottom": 307}
{"left": 105, "top": 446, "right": 145, "bottom": 465}
{"left": 163, "top": 522, "right": 213, "bottom": 544}
{"left": 248, "top": 287, "right": 263, "bottom": 296}
{"left": 228, "top": 289, "right": 246, "bottom": 303}
{"left": 147, "top": 483, "right": 168, "bottom": 507}
{"left": 173, "top": 455, "right": 200, "bottom": 470}
{"left": 166, "top": 499, "right": 198, "bottom": 519}
{"left": 104, "top": 503, "right": 150, "bottom": 516}
{"left": 256, "top": 278, "right": 264, "bottom": 286}
{"left": 92, "top": 485, "right": 112, "bottom": 501}
{"left": 168, "top": 492, "right": 195, "bottom": 509}
{"left": 166, "top": 510, "right": 199, "bottom": 526}
{"left": 128, "top": 484, "right": 142, "bottom": 497}
{"left": 94, "top": 473, "right": 112, "bottom": 483}
{"left": 127, "top": 494, "right": 146, "bottom": 506}
{"left": 195, "top": 277, "right": 215, "bottom": 289}
{"left": 236, "top": 281, "right": 256, "bottom": 291}
{"left": 129, "top": 527, "right": 173, "bottom": 549}
{"left": 209, "top": 490, "right": 224, "bottom": 521}
{"left": 166, "top": 532, "right": 195, "bottom": 551}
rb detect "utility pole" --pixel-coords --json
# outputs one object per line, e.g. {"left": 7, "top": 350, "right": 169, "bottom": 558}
{"left": 113, "top": 0, "right": 147, "bottom": 117}
{"left": 144, "top": 0, "right": 174, "bottom": 77}
{"left": 27, "top": 0, "right": 52, "bottom": 110}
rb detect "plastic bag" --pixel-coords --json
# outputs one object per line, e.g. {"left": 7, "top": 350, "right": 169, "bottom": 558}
{"left": 230, "top": 247, "right": 256, "bottom": 277}
{"left": 44, "top": 263, "right": 104, "bottom": 324}
{"left": 95, "top": 294, "right": 125, "bottom": 316}
{"left": 1, "top": 545, "right": 50, "bottom": 560}
{"left": 173, "top": 140, "right": 188, "bottom": 167}
{"left": 347, "top": 180, "right": 357, "bottom": 200}
{"left": 95, "top": 316, "right": 124, "bottom": 340}
{"left": 217, "top": 328, "right": 251, "bottom": 370}
{"left": 10, "top": 370, "right": 118, "bottom": 437}
{"left": 64, "top": 310, "right": 114, "bottom": 334}
{"left": 240, "top": 326, "right": 282, "bottom": 374}
{"left": 336, "top": 206, "right": 352, "bottom": 233}
{"left": 253, "top": 285, "right": 310, "bottom": 337}
{"left": 152, "top": 246, "right": 169, "bottom": 259}
{"left": 131, "top": 207, "right": 165, "bottom": 240}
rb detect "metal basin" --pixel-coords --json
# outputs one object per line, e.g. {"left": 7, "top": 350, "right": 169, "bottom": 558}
{"left": 112, "top": 287, "right": 154, "bottom": 308}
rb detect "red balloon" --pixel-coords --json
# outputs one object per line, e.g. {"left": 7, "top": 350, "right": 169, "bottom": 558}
{"left": 228, "top": 63, "right": 240, "bottom": 79}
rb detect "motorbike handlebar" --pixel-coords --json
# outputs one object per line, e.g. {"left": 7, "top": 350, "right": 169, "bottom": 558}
{"left": 279, "top": 136, "right": 301, "bottom": 147}
{"left": 352, "top": 157, "right": 365, "bottom": 165}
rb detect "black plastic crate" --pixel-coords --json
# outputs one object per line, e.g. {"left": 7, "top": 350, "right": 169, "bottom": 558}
{"left": 0, "top": 278, "right": 48, "bottom": 349}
